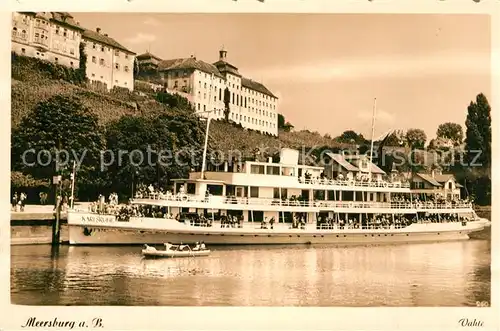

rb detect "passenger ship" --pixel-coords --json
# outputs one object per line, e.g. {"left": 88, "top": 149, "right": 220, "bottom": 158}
{"left": 67, "top": 148, "right": 490, "bottom": 245}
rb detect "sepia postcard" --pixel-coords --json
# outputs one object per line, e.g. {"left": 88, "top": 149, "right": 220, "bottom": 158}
{"left": 2, "top": 0, "right": 499, "bottom": 330}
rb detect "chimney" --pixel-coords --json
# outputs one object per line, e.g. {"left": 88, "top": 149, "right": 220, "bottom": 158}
{"left": 96, "top": 27, "right": 101, "bottom": 33}
{"left": 431, "top": 169, "right": 435, "bottom": 178}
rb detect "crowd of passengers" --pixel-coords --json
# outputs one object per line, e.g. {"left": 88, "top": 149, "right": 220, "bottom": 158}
{"left": 391, "top": 194, "right": 472, "bottom": 208}
{"left": 298, "top": 171, "right": 409, "bottom": 186}
{"left": 316, "top": 213, "right": 471, "bottom": 230}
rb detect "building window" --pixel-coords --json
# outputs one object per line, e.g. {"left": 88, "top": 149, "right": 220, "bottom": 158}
{"left": 219, "top": 88, "right": 222, "bottom": 101}
{"left": 125, "top": 54, "right": 128, "bottom": 59}
{"left": 99, "top": 59, "right": 105, "bottom": 66}
{"left": 54, "top": 57, "right": 58, "bottom": 63}
{"left": 115, "top": 63, "right": 120, "bottom": 70}
{"left": 93, "top": 43, "right": 96, "bottom": 49}
{"left": 124, "top": 66, "right": 129, "bottom": 72}
{"left": 101, "top": 46, "right": 105, "bottom": 52}
{"left": 115, "top": 50, "right": 120, "bottom": 57}
{"left": 115, "top": 80, "right": 118, "bottom": 83}
{"left": 92, "top": 56, "right": 96, "bottom": 63}
{"left": 203, "top": 105, "right": 206, "bottom": 111}
{"left": 70, "top": 62, "right": 73, "bottom": 67}
{"left": 91, "top": 73, "right": 95, "bottom": 77}
{"left": 21, "top": 48, "right": 25, "bottom": 54}
{"left": 70, "top": 48, "right": 75, "bottom": 55}
{"left": 198, "top": 104, "right": 200, "bottom": 110}
{"left": 63, "top": 28, "right": 67, "bottom": 37}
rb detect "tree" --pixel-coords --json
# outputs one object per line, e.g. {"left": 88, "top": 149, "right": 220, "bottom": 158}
{"left": 405, "top": 128, "right": 427, "bottom": 149}
{"left": 155, "top": 91, "right": 193, "bottom": 111}
{"left": 105, "top": 112, "right": 206, "bottom": 198}
{"left": 77, "top": 42, "right": 87, "bottom": 83}
{"left": 277, "top": 113, "right": 294, "bottom": 132}
{"left": 436, "top": 122, "right": 463, "bottom": 146}
{"left": 223, "top": 87, "right": 231, "bottom": 121}
{"left": 335, "top": 130, "right": 366, "bottom": 144}
{"left": 465, "top": 93, "right": 491, "bottom": 168}
{"left": 278, "top": 113, "right": 285, "bottom": 128}
{"left": 11, "top": 95, "right": 104, "bottom": 201}
{"left": 133, "top": 57, "right": 140, "bottom": 80}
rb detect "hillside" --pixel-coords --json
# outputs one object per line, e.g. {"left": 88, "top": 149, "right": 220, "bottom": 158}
{"left": 11, "top": 55, "right": 345, "bottom": 156}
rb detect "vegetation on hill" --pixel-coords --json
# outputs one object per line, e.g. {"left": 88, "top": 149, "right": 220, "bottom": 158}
{"left": 10, "top": 55, "right": 491, "bottom": 205}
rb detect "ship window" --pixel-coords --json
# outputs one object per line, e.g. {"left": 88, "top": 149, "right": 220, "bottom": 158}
{"left": 266, "top": 165, "right": 280, "bottom": 175}
{"left": 250, "top": 165, "right": 265, "bottom": 174}
{"left": 273, "top": 188, "right": 287, "bottom": 199}
{"left": 206, "top": 185, "right": 223, "bottom": 196}
{"left": 187, "top": 183, "right": 195, "bottom": 194}
{"left": 249, "top": 187, "right": 259, "bottom": 198}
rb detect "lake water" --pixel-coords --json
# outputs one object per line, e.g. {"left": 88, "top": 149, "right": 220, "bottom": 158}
{"left": 11, "top": 232, "right": 490, "bottom": 306}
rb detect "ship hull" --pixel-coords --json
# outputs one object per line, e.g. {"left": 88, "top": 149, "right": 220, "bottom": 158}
{"left": 69, "top": 226, "right": 472, "bottom": 245}
{"left": 67, "top": 212, "right": 485, "bottom": 245}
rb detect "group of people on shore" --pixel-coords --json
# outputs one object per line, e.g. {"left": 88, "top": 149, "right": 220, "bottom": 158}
{"left": 11, "top": 192, "right": 27, "bottom": 212}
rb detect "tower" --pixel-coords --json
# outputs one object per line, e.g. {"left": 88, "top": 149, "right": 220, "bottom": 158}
{"left": 219, "top": 47, "right": 227, "bottom": 62}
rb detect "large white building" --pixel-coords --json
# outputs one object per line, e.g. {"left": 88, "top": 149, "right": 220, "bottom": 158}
{"left": 11, "top": 12, "right": 83, "bottom": 68}
{"left": 83, "top": 28, "right": 136, "bottom": 91}
{"left": 137, "top": 49, "right": 279, "bottom": 135}
{"left": 11, "top": 12, "right": 136, "bottom": 91}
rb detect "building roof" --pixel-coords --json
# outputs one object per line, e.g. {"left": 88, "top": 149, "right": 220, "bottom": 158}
{"left": 158, "top": 57, "right": 224, "bottom": 78}
{"left": 157, "top": 53, "right": 277, "bottom": 98}
{"left": 241, "top": 77, "right": 277, "bottom": 99}
{"left": 433, "top": 174, "right": 456, "bottom": 183}
{"left": 83, "top": 29, "right": 135, "bottom": 54}
{"left": 50, "top": 12, "right": 84, "bottom": 31}
{"left": 22, "top": 12, "right": 84, "bottom": 31}
{"left": 415, "top": 173, "right": 442, "bottom": 187}
{"left": 325, "top": 152, "right": 360, "bottom": 172}
{"left": 137, "top": 51, "right": 162, "bottom": 61}
{"left": 213, "top": 60, "right": 241, "bottom": 77}
{"left": 367, "top": 163, "right": 386, "bottom": 175}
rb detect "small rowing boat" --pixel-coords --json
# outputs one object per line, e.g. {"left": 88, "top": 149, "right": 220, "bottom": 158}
{"left": 142, "top": 242, "right": 210, "bottom": 258}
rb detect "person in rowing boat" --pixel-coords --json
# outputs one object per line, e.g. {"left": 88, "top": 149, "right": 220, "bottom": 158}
{"left": 193, "top": 242, "right": 201, "bottom": 251}
{"left": 200, "top": 242, "right": 206, "bottom": 250}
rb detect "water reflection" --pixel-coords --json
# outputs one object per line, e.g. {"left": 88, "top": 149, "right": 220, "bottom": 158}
{"left": 11, "top": 238, "right": 491, "bottom": 306}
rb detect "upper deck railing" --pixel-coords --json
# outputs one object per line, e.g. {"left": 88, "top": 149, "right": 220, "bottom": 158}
{"left": 133, "top": 193, "right": 472, "bottom": 210}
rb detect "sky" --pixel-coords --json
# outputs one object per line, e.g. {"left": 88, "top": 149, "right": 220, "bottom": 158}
{"left": 73, "top": 13, "right": 491, "bottom": 140}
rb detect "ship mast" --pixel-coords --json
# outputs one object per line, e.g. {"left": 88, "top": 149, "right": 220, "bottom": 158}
{"left": 368, "top": 97, "right": 377, "bottom": 181}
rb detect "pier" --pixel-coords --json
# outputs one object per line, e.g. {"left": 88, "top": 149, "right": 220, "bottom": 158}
{"left": 11, "top": 204, "right": 73, "bottom": 245}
